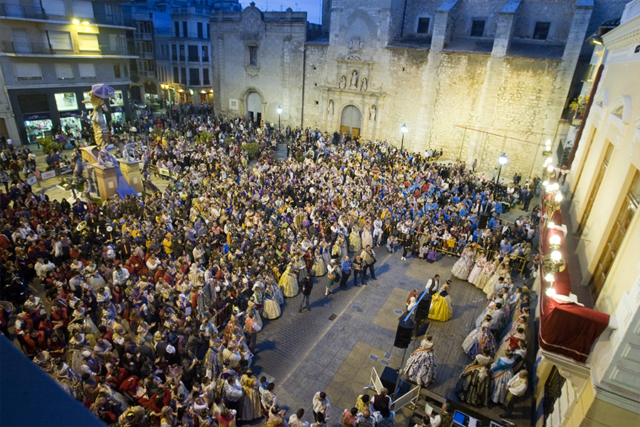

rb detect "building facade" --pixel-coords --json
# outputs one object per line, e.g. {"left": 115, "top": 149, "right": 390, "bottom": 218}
{"left": 532, "top": 1, "right": 640, "bottom": 425}
{"left": 210, "top": 0, "right": 627, "bottom": 177}
{"left": 0, "top": 0, "right": 136, "bottom": 146}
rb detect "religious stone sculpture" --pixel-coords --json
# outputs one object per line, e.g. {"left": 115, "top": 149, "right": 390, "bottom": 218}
{"left": 369, "top": 105, "right": 377, "bottom": 121}
{"left": 339, "top": 76, "right": 347, "bottom": 89}
{"left": 350, "top": 70, "right": 359, "bottom": 88}
{"left": 328, "top": 99, "right": 334, "bottom": 115}
{"left": 361, "top": 78, "right": 368, "bottom": 91}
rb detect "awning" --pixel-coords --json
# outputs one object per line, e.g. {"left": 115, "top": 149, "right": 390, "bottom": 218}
{"left": 538, "top": 188, "right": 610, "bottom": 363}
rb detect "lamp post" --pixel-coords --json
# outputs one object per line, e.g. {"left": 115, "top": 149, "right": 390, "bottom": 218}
{"left": 497, "top": 153, "right": 508, "bottom": 184}
{"left": 277, "top": 106, "right": 282, "bottom": 132}
{"left": 400, "top": 124, "right": 408, "bottom": 151}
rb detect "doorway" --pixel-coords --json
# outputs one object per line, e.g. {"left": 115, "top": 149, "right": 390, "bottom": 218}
{"left": 247, "top": 91, "right": 262, "bottom": 124}
{"left": 340, "top": 105, "right": 361, "bottom": 137}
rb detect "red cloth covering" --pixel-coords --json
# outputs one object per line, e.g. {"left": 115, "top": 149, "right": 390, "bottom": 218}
{"left": 538, "top": 190, "right": 610, "bottom": 363}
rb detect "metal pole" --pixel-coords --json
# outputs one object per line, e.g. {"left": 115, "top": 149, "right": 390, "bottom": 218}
{"left": 497, "top": 164, "right": 503, "bottom": 184}
{"left": 401, "top": 133, "right": 404, "bottom": 151}
{"left": 278, "top": 114, "right": 281, "bottom": 132}
{"left": 393, "top": 347, "right": 409, "bottom": 399}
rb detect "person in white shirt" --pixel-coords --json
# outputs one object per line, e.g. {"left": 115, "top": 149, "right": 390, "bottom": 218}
{"left": 312, "top": 391, "right": 330, "bottom": 423}
{"left": 501, "top": 370, "right": 528, "bottom": 418}
{"left": 112, "top": 265, "right": 130, "bottom": 286}
{"left": 289, "top": 408, "right": 310, "bottom": 427}
{"left": 34, "top": 257, "right": 55, "bottom": 279}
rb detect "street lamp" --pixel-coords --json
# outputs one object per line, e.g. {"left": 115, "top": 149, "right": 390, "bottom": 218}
{"left": 496, "top": 153, "right": 507, "bottom": 184}
{"left": 400, "top": 124, "right": 408, "bottom": 151}
{"left": 277, "top": 106, "right": 282, "bottom": 132}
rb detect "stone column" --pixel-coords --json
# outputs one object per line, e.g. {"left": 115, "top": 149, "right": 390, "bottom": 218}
{"left": 414, "top": 0, "right": 458, "bottom": 152}
{"left": 118, "top": 160, "right": 144, "bottom": 195}
{"left": 467, "top": 0, "right": 520, "bottom": 164}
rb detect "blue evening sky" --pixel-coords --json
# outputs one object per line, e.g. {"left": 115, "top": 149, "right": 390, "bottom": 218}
{"left": 240, "top": 0, "right": 323, "bottom": 24}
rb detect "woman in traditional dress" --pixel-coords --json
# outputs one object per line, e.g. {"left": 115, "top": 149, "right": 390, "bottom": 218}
{"left": 246, "top": 298, "right": 263, "bottom": 329}
{"left": 495, "top": 325, "right": 527, "bottom": 359}
{"left": 457, "top": 347, "right": 493, "bottom": 407}
{"left": 428, "top": 284, "right": 452, "bottom": 322}
{"left": 269, "top": 279, "right": 285, "bottom": 306}
{"left": 476, "top": 257, "right": 497, "bottom": 291}
{"left": 278, "top": 263, "right": 298, "bottom": 298}
{"left": 313, "top": 247, "right": 327, "bottom": 277}
{"left": 293, "top": 254, "right": 307, "bottom": 283}
{"left": 361, "top": 225, "right": 374, "bottom": 249}
{"left": 462, "top": 315, "right": 497, "bottom": 359}
{"left": 467, "top": 251, "right": 487, "bottom": 285}
{"left": 404, "top": 335, "right": 437, "bottom": 387}
{"left": 451, "top": 244, "right": 475, "bottom": 280}
{"left": 263, "top": 285, "right": 282, "bottom": 320}
{"left": 349, "top": 225, "right": 362, "bottom": 253}
{"left": 265, "top": 406, "right": 288, "bottom": 427}
{"left": 484, "top": 259, "right": 511, "bottom": 298}
{"left": 490, "top": 350, "right": 516, "bottom": 404}
{"left": 240, "top": 370, "right": 262, "bottom": 421}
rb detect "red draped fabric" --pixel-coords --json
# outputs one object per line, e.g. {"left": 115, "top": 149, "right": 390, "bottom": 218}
{"left": 538, "top": 190, "right": 610, "bottom": 363}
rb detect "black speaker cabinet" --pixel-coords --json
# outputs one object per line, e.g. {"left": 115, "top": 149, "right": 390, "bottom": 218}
{"left": 478, "top": 213, "right": 490, "bottom": 229}
{"left": 380, "top": 366, "right": 398, "bottom": 392}
{"left": 394, "top": 317, "right": 414, "bottom": 348}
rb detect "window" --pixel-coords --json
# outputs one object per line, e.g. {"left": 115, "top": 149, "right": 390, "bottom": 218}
{"left": 174, "top": 22, "right": 180, "bottom": 37}
{"left": 48, "top": 31, "right": 73, "bottom": 50}
{"left": 202, "top": 46, "right": 209, "bottom": 62}
{"left": 19, "top": 94, "right": 48, "bottom": 113}
{"left": 181, "top": 67, "right": 187, "bottom": 84}
{"left": 43, "top": 0, "right": 66, "bottom": 15}
{"left": 54, "top": 93, "right": 79, "bottom": 111}
{"left": 182, "top": 22, "right": 188, "bottom": 38}
{"left": 578, "top": 142, "right": 614, "bottom": 236}
{"left": 78, "top": 33, "right": 99, "bottom": 51}
{"left": 470, "top": 20, "right": 485, "bottom": 37}
{"left": 574, "top": 127, "right": 596, "bottom": 190}
{"left": 197, "top": 22, "right": 203, "bottom": 39}
{"left": 12, "top": 29, "right": 30, "bottom": 54}
{"left": 416, "top": 18, "right": 430, "bottom": 34}
{"left": 78, "top": 63, "right": 97, "bottom": 79}
{"left": 72, "top": 1, "right": 94, "bottom": 19}
{"left": 109, "top": 34, "right": 118, "bottom": 52}
{"left": 105, "top": 4, "right": 115, "bottom": 23}
{"left": 114, "top": 64, "right": 121, "bottom": 78}
{"left": 173, "top": 66, "right": 179, "bottom": 83}
{"left": 590, "top": 171, "right": 640, "bottom": 298}
{"left": 533, "top": 22, "right": 551, "bottom": 40}
{"left": 14, "top": 63, "right": 42, "bottom": 80}
{"left": 171, "top": 44, "right": 177, "bottom": 61}
{"left": 203, "top": 68, "right": 210, "bottom": 85}
{"left": 55, "top": 63, "right": 74, "bottom": 80}
{"left": 249, "top": 46, "right": 258, "bottom": 66}
{"left": 189, "top": 68, "right": 200, "bottom": 85}
{"left": 188, "top": 45, "right": 198, "bottom": 62}
{"left": 179, "top": 45, "right": 185, "bottom": 61}
{"left": 207, "top": 24, "right": 210, "bottom": 39}
{"left": 124, "top": 64, "right": 128, "bottom": 78}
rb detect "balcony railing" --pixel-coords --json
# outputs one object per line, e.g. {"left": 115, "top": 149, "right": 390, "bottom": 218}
{"left": 134, "top": 32, "right": 153, "bottom": 41}
{"left": 1, "top": 41, "right": 131, "bottom": 56}
{"left": 173, "top": 32, "right": 209, "bottom": 40}
{"left": 0, "top": 3, "right": 47, "bottom": 19}
{"left": 140, "top": 51, "right": 154, "bottom": 59}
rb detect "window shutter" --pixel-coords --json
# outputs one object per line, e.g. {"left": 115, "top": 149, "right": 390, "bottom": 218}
{"left": 78, "top": 63, "right": 96, "bottom": 78}
{"left": 78, "top": 33, "right": 99, "bottom": 51}
{"left": 55, "top": 63, "right": 74, "bottom": 79}
{"left": 43, "top": 0, "right": 67, "bottom": 16}
{"left": 48, "top": 31, "right": 73, "bottom": 50}
{"left": 109, "top": 34, "right": 117, "bottom": 52}
{"left": 72, "top": 1, "right": 94, "bottom": 18}
{"left": 15, "top": 63, "right": 42, "bottom": 79}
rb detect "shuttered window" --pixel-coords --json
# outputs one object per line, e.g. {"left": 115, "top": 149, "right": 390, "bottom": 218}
{"left": 72, "top": 1, "right": 94, "bottom": 18}
{"left": 55, "top": 63, "right": 74, "bottom": 80}
{"left": 15, "top": 63, "right": 42, "bottom": 80}
{"left": 78, "top": 63, "right": 96, "bottom": 78}
{"left": 43, "top": 0, "right": 67, "bottom": 16}
{"left": 48, "top": 31, "right": 73, "bottom": 50}
{"left": 78, "top": 33, "right": 99, "bottom": 51}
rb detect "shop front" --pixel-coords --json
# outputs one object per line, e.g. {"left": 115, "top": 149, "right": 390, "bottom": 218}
{"left": 24, "top": 113, "right": 53, "bottom": 144}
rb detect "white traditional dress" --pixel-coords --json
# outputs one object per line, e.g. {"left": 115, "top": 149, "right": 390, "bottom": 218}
{"left": 451, "top": 247, "right": 474, "bottom": 280}
{"left": 404, "top": 339, "right": 437, "bottom": 387}
{"left": 468, "top": 256, "right": 487, "bottom": 285}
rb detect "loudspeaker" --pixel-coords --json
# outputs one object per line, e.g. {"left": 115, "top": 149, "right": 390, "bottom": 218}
{"left": 380, "top": 366, "right": 398, "bottom": 392}
{"left": 414, "top": 292, "right": 431, "bottom": 336}
{"left": 394, "top": 317, "right": 414, "bottom": 348}
{"left": 478, "top": 213, "right": 490, "bottom": 229}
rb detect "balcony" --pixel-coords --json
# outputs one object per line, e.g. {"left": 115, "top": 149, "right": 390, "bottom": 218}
{"left": 141, "top": 51, "right": 154, "bottom": 59}
{"left": 134, "top": 32, "right": 153, "bottom": 41}
{"left": 1, "top": 41, "right": 132, "bottom": 56}
{"left": 0, "top": 3, "right": 46, "bottom": 20}
{"left": 172, "top": 32, "right": 210, "bottom": 40}
{"left": 138, "top": 70, "right": 156, "bottom": 78}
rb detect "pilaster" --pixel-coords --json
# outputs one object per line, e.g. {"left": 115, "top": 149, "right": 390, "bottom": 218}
{"left": 414, "top": 0, "right": 458, "bottom": 151}
{"left": 118, "top": 160, "right": 144, "bottom": 195}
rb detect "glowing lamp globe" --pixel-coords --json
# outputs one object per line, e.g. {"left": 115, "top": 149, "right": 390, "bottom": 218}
{"left": 550, "top": 250, "right": 562, "bottom": 262}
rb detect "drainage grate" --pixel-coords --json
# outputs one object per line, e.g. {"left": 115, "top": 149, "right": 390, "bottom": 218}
{"left": 329, "top": 314, "right": 337, "bottom": 321}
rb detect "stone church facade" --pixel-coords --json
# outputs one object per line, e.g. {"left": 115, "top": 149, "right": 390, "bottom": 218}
{"left": 211, "top": 0, "right": 627, "bottom": 175}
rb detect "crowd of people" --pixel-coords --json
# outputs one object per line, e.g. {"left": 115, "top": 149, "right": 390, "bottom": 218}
{"left": 0, "top": 103, "right": 540, "bottom": 427}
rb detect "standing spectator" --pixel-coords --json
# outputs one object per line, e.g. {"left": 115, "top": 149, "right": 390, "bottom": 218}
{"left": 501, "top": 370, "right": 528, "bottom": 419}
{"left": 339, "top": 256, "right": 352, "bottom": 289}
{"left": 312, "top": 391, "right": 330, "bottom": 423}
{"left": 299, "top": 273, "right": 313, "bottom": 312}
